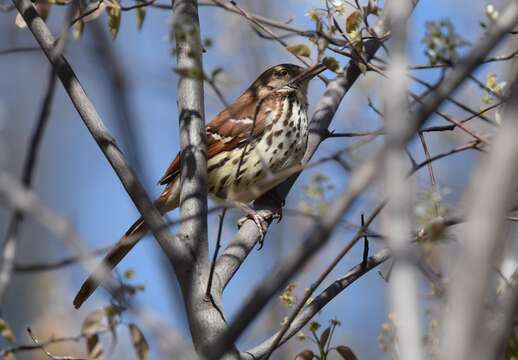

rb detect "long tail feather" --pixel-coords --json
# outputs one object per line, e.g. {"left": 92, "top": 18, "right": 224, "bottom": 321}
{"left": 73, "top": 217, "right": 146, "bottom": 309}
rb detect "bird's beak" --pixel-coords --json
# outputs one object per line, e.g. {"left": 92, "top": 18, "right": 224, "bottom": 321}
{"left": 294, "top": 63, "right": 328, "bottom": 83}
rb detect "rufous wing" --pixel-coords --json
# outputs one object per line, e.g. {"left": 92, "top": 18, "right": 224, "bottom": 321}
{"left": 158, "top": 91, "right": 279, "bottom": 186}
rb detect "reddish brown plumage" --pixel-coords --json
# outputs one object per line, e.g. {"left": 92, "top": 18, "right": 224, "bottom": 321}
{"left": 73, "top": 63, "right": 325, "bottom": 309}
{"left": 158, "top": 91, "right": 276, "bottom": 186}
{"left": 158, "top": 64, "right": 306, "bottom": 187}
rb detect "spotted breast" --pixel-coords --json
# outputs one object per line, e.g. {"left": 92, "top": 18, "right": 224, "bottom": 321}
{"left": 206, "top": 91, "right": 308, "bottom": 203}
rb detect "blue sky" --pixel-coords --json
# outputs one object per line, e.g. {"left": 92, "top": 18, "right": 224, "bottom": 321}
{"left": 0, "top": 0, "right": 507, "bottom": 358}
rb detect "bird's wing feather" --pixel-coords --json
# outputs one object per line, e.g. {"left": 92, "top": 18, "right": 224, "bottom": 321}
{"left": 158, "top": 92, "right": 279, "bottom": 185}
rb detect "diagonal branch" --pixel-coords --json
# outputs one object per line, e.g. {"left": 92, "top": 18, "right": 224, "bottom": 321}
{"left": 213, "top": 0, "right": 394, "bottom": 292}
{"left": 211, "top": 0, "right": 518, "bottom": 357}
{"left": 247, "top": 139, "right": 483, "bottom": 357}
{"left": 246, "top": 214, "right": 469, "bottom": 358}
{"left": 245, "top": 248, "right": 392, "bottom": 359}
{"left": 11, "top": 0, "right": 187, "bottom": 272}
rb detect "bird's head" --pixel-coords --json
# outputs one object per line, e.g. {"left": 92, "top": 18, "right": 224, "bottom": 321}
{"left": 249, "top": 63, "right": 325, "bottom": 98}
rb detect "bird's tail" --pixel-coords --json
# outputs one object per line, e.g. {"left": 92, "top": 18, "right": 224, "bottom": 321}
{"left": 73, "top": 182, "right": 180, "bottom": 309}
{"left": 73, "top": 217, "right": 148, "bottom": 309}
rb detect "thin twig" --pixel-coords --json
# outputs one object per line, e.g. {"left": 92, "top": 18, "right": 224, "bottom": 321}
{"left": 0, "top": 326, "right": 111, "bottom": 357}
{"left": 0, "top": 46, "right": 40, "bottom": 55}
{"left": 27, "top": 327, "right": 94, "bottom": 360}
{"left": 205, "top": 208, "right": 227, "bottom": 300}
{"left": 410, "top": 74, "right": 497, "bottom": 125}
{"left": 262, "top": 203, "right": 384, "bottom": 359}
{"left": 13, "top": 246, "right": 109, "bottom": 272}
{"left": 361, "top": 213, "right": 369, "bottom": 267}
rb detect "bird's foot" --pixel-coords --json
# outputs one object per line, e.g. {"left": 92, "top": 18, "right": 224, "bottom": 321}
{"left": 232, "top": 203, "right": 270, "bottom": 249}
{"left": 237, "top": 210, "right": 269, "bottom": 242}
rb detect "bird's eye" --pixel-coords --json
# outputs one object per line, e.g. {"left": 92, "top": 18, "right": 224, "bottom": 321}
{"left": 277, "top": 68, "right": 289, "bottom": 77}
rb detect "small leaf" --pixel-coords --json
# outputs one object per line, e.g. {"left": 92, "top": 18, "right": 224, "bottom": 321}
{"left": 35, "top": 2, "right": 51, "bottom": 21}
{"left": 287, "top": 44, "right": 311, "bottom": 58}
{"left": 0, "top": 319, "right": 15, "bottom": 343}
{"left": 203, "top": 37, "right": 213, "bottom": 48}
{"left": 365, "top": 0, "right": 381, "bottom": 16}
{"left": 81, "top": 309, "right": 105, "bottom": 336}
{"left": 81, "top": 1, "right": 107, "bottom": 23}
{"left": 15, "top": 13, "right": 27, "bottom": 28}
{"left": 124, "top": 268, "right": 135, "bottom": 279}
{"left": 357, "top": 62, "right": 368, "bottom": 75}
{"left": 306, "top": 8, "right": 321, "bottom": 22}
{"left": 331, "top": 319, "right": 342, "bottom": 327}
{"left": 308, "top": 321, "right": 321, "bottom": 332}
{"left": 346, "top": 11, "right": 362, "bottom": 33}
{"left": 481, "top": 94, "right": 493, "bottom": 105}
{"left": 136, "top": 1, "right": 146, "bottom": 30}
{"left": 86, "top": 334, "right": 104, "bottom": 359}
{"left": 294, "top": 350, "right": 314, "bottom": 360}
{"left": 211, "top": 67, "right": 223, "bottom": 79}
{"left": 319, "top": 326, "right": 331, "bottom": 348}
{"left": 105, "top": 305, "right": 125, "bottom": 318}
{"left": 322, "top": 56, "right": 340, "bottom": 72}
{"left": 73, "top": 19, "right": 85, "bottom": 40}
{"left": 129, "top": 324, "right": 149, "bottom": 360}
{"left": 108, "top": 4, "right": 121, "bottom": 40}
{"left": 335, "top": 345, "right": 358, "bottom": 360}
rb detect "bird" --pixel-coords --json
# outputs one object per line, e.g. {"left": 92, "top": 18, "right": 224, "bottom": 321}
{"left": 73, "top": 62, "right": 326, "bottom": 309}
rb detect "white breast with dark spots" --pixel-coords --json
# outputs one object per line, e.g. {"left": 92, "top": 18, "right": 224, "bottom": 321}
{"left": 207, "top": 93, "right": 309, "bottom": 203}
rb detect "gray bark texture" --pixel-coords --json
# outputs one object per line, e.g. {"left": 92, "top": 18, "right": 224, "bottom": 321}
{"left": 172, "top": 1, "right": 237, "bottom": 358}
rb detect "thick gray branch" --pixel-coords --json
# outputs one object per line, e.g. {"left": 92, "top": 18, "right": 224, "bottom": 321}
{"left": 382, "top": 1, "right": 423, "bottom": 359}
{"left": 172, "top": 1, "right": 235, "bottom": 358}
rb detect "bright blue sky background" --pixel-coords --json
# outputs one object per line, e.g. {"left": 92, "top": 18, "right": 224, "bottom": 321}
{"left": 0, "top": 0, "right": 509, "bottom": 358}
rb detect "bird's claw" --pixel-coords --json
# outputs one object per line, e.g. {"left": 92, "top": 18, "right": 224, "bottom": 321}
{"left": 237, "top": 211, "right": 269, "bottom": 249}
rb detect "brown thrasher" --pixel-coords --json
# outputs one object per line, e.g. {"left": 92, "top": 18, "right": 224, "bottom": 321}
{"left": 73, "top": 63, "right": 325, "bottom": 308}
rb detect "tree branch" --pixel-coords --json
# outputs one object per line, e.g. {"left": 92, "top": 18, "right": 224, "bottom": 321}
{"left": 172, "top": 1, "right": 236, "bottom": 358}
{"left": 211, "top": 0, "right": 518, "bottom": 356}
{"left": 382, "top": 0, "right": 423, "bottom": 358}
{"left": 214, "top": 0, "right": 395, "bottom": 292}
{"left": 13, "top": 246, "right": 109, "bottom": 272}
{"left": 244, "top": 248, "right": 392, "bottom": 359}
{"left": 11, "top": 0, "right": 187, "bottom": 281}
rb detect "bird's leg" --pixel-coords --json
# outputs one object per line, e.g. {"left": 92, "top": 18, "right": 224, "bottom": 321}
{"left": 230, "top": 201, "right": 269, "bottom": 247}
{"left": 262, "top": 189, "right": 285, "bottom": 223}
